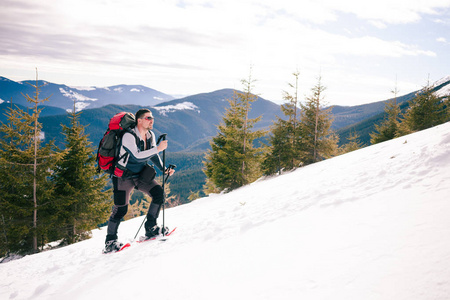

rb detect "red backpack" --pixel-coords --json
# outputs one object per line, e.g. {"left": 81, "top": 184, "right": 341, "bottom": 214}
{"left": 96, "top": 112, "right": 138, "bottom": 177}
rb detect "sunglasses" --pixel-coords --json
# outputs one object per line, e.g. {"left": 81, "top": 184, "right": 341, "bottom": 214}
{"left": 143, "top": 116, "right": 153, "bottom": 121}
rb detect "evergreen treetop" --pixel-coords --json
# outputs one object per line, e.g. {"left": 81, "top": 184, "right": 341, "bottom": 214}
{"left": 0, "top": 73, "right": 58, "bottom": 255}
{"left": 204, "top": 73, "right": 266, "bottom": 192}
{"left": 299, "top": 76, "right": 338, "bottom": 164}
{"left": 51, "top": 103, "right": 111, "bottom": 244}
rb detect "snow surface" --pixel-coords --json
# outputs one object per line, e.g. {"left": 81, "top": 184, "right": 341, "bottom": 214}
{"left": 153, "top": 101, "right": 200, "bottom": 116}
{"left": 59, "top": 88, "right": 97, "bottom": 103}
{"left": 2, "top": 122, "right": 450, "bottom": 300}
{"left": 433, "top": 75, "right": 450, "bottom": 98}
{"left": 433, "top": 75, "right": 450, "bottom": 88}
{"left": 436, "top": 84, "right": 450, "bottom": 98}
{"left": 69, "top": 86, "right": 96, "bottom": 91}
{"left": 59, "top": 88, "right": 98, "bottom": 111}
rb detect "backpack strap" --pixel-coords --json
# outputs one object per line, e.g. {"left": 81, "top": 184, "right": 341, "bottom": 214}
{"left": 126, "top": 127, "right": 141, "bottom": 150}
{"left": 115, "top": 128, "right": 142, "bottom": 171}
{"left": 96, "top": 131, "right": 107, "bottom": 173}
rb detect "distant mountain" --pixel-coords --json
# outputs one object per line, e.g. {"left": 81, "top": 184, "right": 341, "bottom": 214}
{"left": 336, "top": 75, "right": 450, "bottom": 146}
{"left": 0, "top": 102, "right": 67, "bottom": 123}
{"left": 0, "top": 76, "right": 174, "bottom": 112}
{"left": 39, "top": 89, "right": 284, "bottom": 152}
{"left": 3, "top": 76, "right": 448, "bottom": 204}
{"left": 2, "top": 75, "right": 449, "bottom": 151}
{"left": 329, "top": 90, "right": 416, "bottom": 130}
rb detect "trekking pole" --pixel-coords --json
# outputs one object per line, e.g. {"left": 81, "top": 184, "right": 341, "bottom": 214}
{"left": 162, "top": 163, "right": 176, "bottom": 232}
{"left": 134, "top": 216, "right": 146, "bottom": 240}
{"left": 133, "top": 164, "right": 176, "bottom": 240}
{"left": 157, "top": 134, "right": 168, "bottom": 236}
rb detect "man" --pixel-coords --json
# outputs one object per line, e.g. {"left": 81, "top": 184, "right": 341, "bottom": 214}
{"left": 104, "top": 108, "right": 175, "bottom": 253}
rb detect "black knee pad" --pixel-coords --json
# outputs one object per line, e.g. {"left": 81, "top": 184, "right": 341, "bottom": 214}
{"left": 149, "top": 185, "right": 164, "bottom": 205}
{"left": 114, "top": 190, "right": 127, "bottom": 206}
{"left": 114, "top": 205, "right": 128, "bottom": 220}
{"left": 147, "top": 202, "right": 161, "bottom": 220}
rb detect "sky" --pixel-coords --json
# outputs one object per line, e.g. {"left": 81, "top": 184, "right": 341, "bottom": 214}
{"left": 1, "top": 0, "right": 450, "bottom": 106}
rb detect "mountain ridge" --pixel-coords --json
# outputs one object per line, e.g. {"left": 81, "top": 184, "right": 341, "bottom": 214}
{"left": 0, "top": 76, "right": 174, "bottom": 111}
{"left": 2, "top": 75, "right": 449, "bottom": 150}
{"left": 336, "top": 77, "right": 450, "bottom": 145}
{"left": 38, "top": 89, "right": 283, "bottom": 152}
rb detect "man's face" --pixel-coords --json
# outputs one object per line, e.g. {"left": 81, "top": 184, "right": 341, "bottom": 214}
{"left": 140, "top": 112, "right": 154, "bottom": 130}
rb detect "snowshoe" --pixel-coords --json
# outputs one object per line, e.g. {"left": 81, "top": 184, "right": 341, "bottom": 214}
{"left": 144, "top": 225, "right": 170, "bottom": 240}
{"left": 103, "top": 240, "right": 125, "bottom": 254}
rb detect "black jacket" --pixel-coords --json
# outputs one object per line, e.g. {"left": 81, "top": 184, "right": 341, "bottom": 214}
{"left": 116, "top": 127, "right": 164, "bottom": 175}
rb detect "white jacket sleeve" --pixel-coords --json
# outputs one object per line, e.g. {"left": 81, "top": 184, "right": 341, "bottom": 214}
{"left": 121, "top": 131, "right": 159, "bottom": 162}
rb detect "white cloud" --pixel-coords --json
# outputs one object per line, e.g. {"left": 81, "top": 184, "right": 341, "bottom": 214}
{"left": 256, "top": 0, "right": 450, "bottom": 26}
{"left": 434, "top": 18, "right": 450, "bottom": 25}
{"left": 437, "top": 37, "right": 447, "bottom": 42}
{"left": 1, "top": 0, "right": 449, "bottom": 106}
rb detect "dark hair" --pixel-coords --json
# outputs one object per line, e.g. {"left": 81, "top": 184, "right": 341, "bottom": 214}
{"left": 135, "top": 108, "right": 153, "bottom": 122}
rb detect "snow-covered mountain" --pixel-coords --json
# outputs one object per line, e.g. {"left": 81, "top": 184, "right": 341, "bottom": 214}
{"left": 0, "top": 76, "right": 174, "bottom": 111}
{"left": 34, "top": 89, "right": 282, "bottom": 152}
{"left": 2, "top": 120, "right": 450, "bottom": 300}
{"left": 434, "top": 75, "right": 450, "bottom": 98}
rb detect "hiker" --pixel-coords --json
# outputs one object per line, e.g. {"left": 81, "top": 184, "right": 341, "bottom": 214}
{"left": 104, "top": 108, "right": 175, "bottom": 253}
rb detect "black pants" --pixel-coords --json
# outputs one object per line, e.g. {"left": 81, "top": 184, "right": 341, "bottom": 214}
{"left": 106, "top": 173, "right": 164, "bottom": 242}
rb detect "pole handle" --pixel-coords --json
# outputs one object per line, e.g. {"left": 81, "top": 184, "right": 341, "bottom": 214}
{"left": 156, "top": 133, "right": 167, "bottom": 145}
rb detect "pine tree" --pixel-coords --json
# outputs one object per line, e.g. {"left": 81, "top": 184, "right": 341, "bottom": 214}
{"left": 262, "top": 71, "right": 302, "bottom": 175}
{"left": 370, "top": 84, "right": 402, "bottom": 144}
{"left": 341, "top": 131, "right": 363, "bottom": 154}
{"left": 0, "top": 73, "right": 57, "bottom": 254}
{"left": 127, "top": 190, "right": 151, "bottom": 220}
{"left": 51, "top": 103, "right": 111, "bottom": 244}
{"left": 204, "top": 73, "right": 266, "bottom": 191}
{"left": 202, "top": 178, "right": 220, "bottom": 196}
{"left": 188, "top": 190, "right": 201, "bottom": 201}
{"left": 162, "top": 182, "right": 180, "bottom": 208}
{"left": 402, "top": 79, "right": 447, "bottom": 132}
{"left": 299, "top": 76, "right": 338, "bottom": 164}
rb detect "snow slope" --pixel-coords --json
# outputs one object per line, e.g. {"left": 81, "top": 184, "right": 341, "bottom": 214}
{"left": 2, "top": 122, "right": 450, "bottom": 300}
